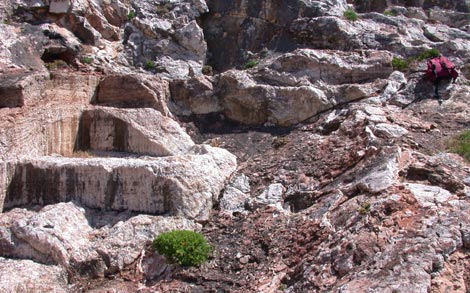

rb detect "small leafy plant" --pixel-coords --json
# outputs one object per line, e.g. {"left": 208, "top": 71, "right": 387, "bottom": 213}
{"left": 417, "top": 48, "right": 440, "bottom": 61}
{"left": 391, "top": 57, "right": 408, "bottom": 71}
{"left": 344, "top": 8, "right": 359, "bottom": 21}
{"left": 244, "top": 60, "right": 259, "bottom": 69}
{"left": 127, "top": 10, "right": 137, "bottom": 21}
{"left": 81, "top": 56, "right": 93, "bottom": 64}
{"left": 359, "top": 201, "right": 371, "bottom": 215}
{"left": 153, "top": 230, "right": 212, "bottom": 266}
{"left": 448, "top": 130, "right": 470, "bottom": 161}
{"left": 145, "top": 60, "right": 156, "bottom": 70}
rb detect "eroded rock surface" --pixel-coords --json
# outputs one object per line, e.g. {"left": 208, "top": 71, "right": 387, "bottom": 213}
{"left": 0, "top": 0, "right": 470, "bottom": 292}
{"left": 0, "top": 202, "right": 200, "bottom": 278}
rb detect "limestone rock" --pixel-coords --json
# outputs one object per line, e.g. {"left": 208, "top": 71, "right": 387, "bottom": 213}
{"left": 49, "top": 0, "right": 71, "bottom": 14}
{"left": 0, "top": 257, "right": 68, "bottom": 292}
{"left": 0, "top": 73, "right": 48, "bottom": 108}
{"left": 79, "top": 107, "right": 194, "bottom": 157}
{"left": 0, "top": 202, "right": 201, "bottom": 277}
{"left": 95, "top": 214, "right": 199, "bottom": 274}
{"left": 219, "top": 174, "right": 251, "bottom": 214}
{"left": 4, "top": 202, "right": 106, "bottom": 276}
{"left": 170, "top": 75, "right": 221, "bottom": 115}
{"left": 94, "top": 74, "right": 170, "bottom": 114}
{"left": 372, "top": 123, "right": 408, "bottom": 138}
{"left": 5, "top": 145, "right": 236, "bottom": 220}
{"left": 0, "top": 24, "right": 47, "bottom": 72}
{"left": 203, "top": 0, "right": 348, "bottom": 70}
{"left": 355, "top": 147, "right": 400, "bottom": 193}
{"left": 406, "top": 183, "right": 457, "bottom": 208}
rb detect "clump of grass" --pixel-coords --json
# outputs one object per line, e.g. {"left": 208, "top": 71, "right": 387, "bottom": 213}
{"left": 391, "top": 57, "right": 408, "bottom": 71}
{"left": 145, "top": 60, "right": 156, "bottom": 70}
{"left": 153, "top": 230, "right": 212, "bottom": 266}
{"left": 202, "top": 65, "right": 213, "bottom": 75}
{"left": 127, "top": 10, "right": 136, "bottom": 21}
{"left": 45, "top": 59, "right": 68, "bottom": 70}
{"left": 383, "top": 10, "right": 397, "bottom": 17}
{"left": 81, "top": 56, "right": 93, "bottom": 64}
{"left": 448, "top": 130, "right": 470, "bottom": 161}
{"left": 417, "top": 48, "right": 440, "bottom": 61}
{"left": 244, "top": 60, "right": 259, "bottom": 69}
{"left": 359, "top": 201, "right": 371, "bottom": 215}
{"left": 344, "top": 8, "right": 359, "bottom": 21}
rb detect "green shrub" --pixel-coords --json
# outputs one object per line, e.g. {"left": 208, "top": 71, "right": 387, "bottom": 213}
{"left": 391, "top": 57, "right": 408, "bottom": 71}
{"left": 344, "top": 8, "right": 359, "bottom": 21}
{"left": 127, "top": 10, "right": 136, "bottom": 21}
{"left": 449, "top": 130, "right": 470, "bottom": 161}
{"left": 81, "top": 56, "right": 93, "bottom": 64}
{"left": 202, "top": 65, "right": 213, "bottom": 75}
{"left": 153, "top": 230, "right": 212, "bottom": 266}
{"left": 417, "top": 48, "right": 440, "bottom": 61}
{"left": 244, "top": 60, "right": 259, "bottom": 69}
{"left": 145, "top": 60, "right": 156, "bottom": 70}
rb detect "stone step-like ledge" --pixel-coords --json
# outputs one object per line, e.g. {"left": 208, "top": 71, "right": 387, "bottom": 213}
{"left": 3, "top": 145, "right": 237, "bottom": 221}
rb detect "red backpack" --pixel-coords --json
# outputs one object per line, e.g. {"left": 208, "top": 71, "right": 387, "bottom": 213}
{"left": 426, "top": 56, "right": 458, "bottom": 82}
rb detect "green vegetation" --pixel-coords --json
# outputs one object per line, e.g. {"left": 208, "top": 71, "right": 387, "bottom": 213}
{"left": 244, "top": 60, "right": 259, "bottom": 69}
{"left": 383, "top": 10, "right": 397, "bottom": 17}
{"left": 127, "top": 10, "right": 137, "bottom": 21}
{"left": 449, "top": 130, "right": 470, "bottom": 161}
{"left": 81, "top": 56, "right": 93, "bottom": 64}
{"left": 202, "top": 65, "right": 213, "bottom": 75}
{"left": 45, "top": 59, "right": 68, "bottom": 70}
{"left": 145, "top": 60, "right": 156, "bottom": 70}
{"left": 417, "top": 48, "right": 440, "bottom": 61}
{"left": 391, "top": 57, "right": 408, "bottom": 71}
{"left": 359, "top": 202, "right": 371, "bottom": 215}
{"left": 153, "top": 230, "right": 212, "bottom": 266}
{"left": 344, "top": 8, "right": 359, "bottom": 21}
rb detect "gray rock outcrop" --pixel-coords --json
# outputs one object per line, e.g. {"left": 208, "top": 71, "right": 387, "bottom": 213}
{"left": 0, "top": 201, "right": 200, "bottom": 277}
{"left": 4, "top": 144, "right": 236, "bottom": 220}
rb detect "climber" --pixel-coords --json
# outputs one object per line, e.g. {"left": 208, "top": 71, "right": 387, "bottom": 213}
{"left": 426, "top": 55, "right": 459, "bottom": 103}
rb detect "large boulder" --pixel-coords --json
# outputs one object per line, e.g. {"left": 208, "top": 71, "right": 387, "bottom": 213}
{"left": 212, "top": 49, "right": 393, "bottom": 126}
{"left": 4, "top": 145, "right": 237, "bottom": 220}
{"left": 94, "top": 74, "right": 170, "bottom": 114}
{"left": 0, "top": 257, "right": 68, "bottom": 292}
{"left": 0, "top": 202, "right": 200, "bottom": 277}
{"left": 78, "top": 107, "right": 195, "bottom": 156}
{"left": 170, "top": 75, "right": 221, "bottom": 115}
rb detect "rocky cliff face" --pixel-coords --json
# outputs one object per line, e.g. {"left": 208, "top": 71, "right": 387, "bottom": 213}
{"left": 1, "top": 0, "right": 470, "bottom": 292}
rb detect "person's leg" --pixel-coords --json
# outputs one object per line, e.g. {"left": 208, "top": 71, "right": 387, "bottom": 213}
{"left": 434, "top": 79, "right": 439, "bottom": 98}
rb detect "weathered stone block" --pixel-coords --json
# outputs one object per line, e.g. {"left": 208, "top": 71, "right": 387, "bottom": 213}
{"left": 4, "top": 145, "right": 236, "bottom": 220}
{"left": 49, "top": 0, "right": 71, "bottom": 14}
